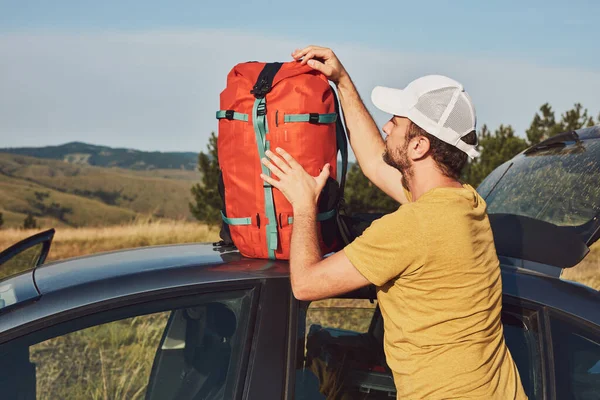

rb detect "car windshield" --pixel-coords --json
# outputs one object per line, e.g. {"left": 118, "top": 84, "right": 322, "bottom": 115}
{"left": 478, "top": 136, "right": 600, "bottom": 231}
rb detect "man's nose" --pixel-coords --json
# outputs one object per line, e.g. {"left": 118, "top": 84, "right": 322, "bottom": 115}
{"left": 382, "top": 125, "right": 390, "bottom": 137}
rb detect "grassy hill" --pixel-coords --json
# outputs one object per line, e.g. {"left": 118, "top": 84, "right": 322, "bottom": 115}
{"left": 0, "top": 153, "right": 201, "bottom": 229}
{"left": 0, "top": 142, "right": 198, "bottom": 171}
{"left": 0, "top": 141, "right": 353, "bottom": 230}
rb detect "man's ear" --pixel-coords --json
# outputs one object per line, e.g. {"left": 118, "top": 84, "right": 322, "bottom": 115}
{"left": 410, "top": 135, "right": 431, "bottom": 160}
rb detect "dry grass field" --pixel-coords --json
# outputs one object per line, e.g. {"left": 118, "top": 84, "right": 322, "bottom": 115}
{"left": 562, "top": 241, "right": 600, "bottom": 291}
{"left": 0, "top": 218, "right": 221, "bottom": 263}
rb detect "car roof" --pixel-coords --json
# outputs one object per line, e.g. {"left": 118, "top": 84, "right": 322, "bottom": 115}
{"left": 0, "top": 243, "right": 292, "bottom": 340}
{"left": 571, "top": 125, "right": 600, "bottom": 140}
{"left": 33, "top": 242, "right": 290, "bottom": 294}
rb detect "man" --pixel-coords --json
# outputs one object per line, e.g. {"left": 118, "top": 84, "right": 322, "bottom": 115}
{"left": 259, "top": 46, "right": 527, "bottom": 399}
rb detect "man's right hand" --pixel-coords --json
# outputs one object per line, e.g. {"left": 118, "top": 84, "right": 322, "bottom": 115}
{"left": 292, "top": 46, "right": 409, "bottom": 206}
{"left": 292, "top": 46, "right": 349, "bottom": 86}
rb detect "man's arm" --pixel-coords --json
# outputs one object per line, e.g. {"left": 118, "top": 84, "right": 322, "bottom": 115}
{"left": 289, "top": 208, "right": 370, "bottom": 301}
{"left": 337, "top": 76, "right": 409, "bottom": 205}
{"left": 260, "top": 148, "right": 371, "bottom": 301}
{"left": 292, "top": 46, "right": 409, "bottom": 205}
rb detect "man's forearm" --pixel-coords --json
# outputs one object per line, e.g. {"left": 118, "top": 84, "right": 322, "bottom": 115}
{"left": 337, "top": 76, "right": 385, "bottom": 178}
{"left": 289, "top": 206, "right": 321, "bottom": 297}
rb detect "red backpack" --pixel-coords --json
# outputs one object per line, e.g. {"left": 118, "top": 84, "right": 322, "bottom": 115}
{"left": 215, "top": 61, "right": 348, "bottom": 259}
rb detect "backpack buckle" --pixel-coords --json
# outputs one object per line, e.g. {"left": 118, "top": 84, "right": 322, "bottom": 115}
{"left": 257, "top": 103, "right": 267, "bottom": 116}
{"left": 251, "top": 78, "right": 271, "bottom": 99}
{"left": 309, "top": 113, "right": 319, "bottom": 124}
{"left": 225, "top": 110, "right": 234, "bottom": 120}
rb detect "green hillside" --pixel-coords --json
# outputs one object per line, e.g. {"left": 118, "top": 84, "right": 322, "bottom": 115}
{"left": 0, "top": 142, "right": 198, "bottom": 171}
{"left": 0, "top": 153, "right": 201, "bottom": 229}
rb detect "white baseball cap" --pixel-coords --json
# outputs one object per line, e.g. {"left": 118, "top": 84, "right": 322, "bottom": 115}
{"left": 371, "top": 75, "right": 480, "bottom": 158}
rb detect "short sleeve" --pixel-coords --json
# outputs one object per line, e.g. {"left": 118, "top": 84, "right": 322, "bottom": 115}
{"left": 343, "top": 207, "right": 424, "bottom": 287}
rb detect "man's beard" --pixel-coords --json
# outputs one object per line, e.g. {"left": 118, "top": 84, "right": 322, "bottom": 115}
{"left": 382, "top": 143, "right": 413, "bottom": 190}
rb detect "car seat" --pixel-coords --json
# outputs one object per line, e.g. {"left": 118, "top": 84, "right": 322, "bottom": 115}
{"left": 173, "top": 302, "right": 237, "bottom": 400}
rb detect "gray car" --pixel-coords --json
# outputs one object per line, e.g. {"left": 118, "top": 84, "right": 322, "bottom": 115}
{"left": 0, "top": 125, "right": 599, "bottom": 399}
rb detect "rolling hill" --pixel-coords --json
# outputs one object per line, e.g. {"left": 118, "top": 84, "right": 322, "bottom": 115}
{"left": 0, "top": 141, "right": 353, "bottom": 229}
{"left": 0, "top": 152, "right": 201, "bottom": 229}
{"left": 0, "top": 142, "right": 198, "bottom": 171}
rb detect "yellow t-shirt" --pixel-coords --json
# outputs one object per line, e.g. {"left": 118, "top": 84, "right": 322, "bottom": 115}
{"left": 343, "top": 184, "right": 528, "bottom": 399}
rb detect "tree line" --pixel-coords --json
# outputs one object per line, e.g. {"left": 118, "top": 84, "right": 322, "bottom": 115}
{"left": 189, "top": 102, "right": 598, "bottom": 223}
{"left": 0, "top": 190, "right": 69, "bottom": 230}
{"left": 0, "top": 212, "right": 38, "bottom": 230}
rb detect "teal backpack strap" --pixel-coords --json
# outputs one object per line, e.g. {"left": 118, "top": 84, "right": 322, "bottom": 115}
{"left": 252, "top": 97, "right": 278, "bottom": 258}
{"left": 216, "top": 110, "right": 249, "bottom": 122}
{"left": 287, "top": 209, "right": 337, "bottom": 225}
{"left": 317, "top": 208, "right": 337, "bottom": 221}
{"left": 220, "top": 211, "right": 252, "bottom": 226}
{"left": 251, "top": 63, "right": 283, "bottom": 259}
{"left": 283, "top": 113, "right": 337, "bottom": 124}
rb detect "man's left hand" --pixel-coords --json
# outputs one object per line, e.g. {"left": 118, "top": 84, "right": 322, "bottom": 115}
{"left": 260, "top": 147, "right": 330, "bottom": 212}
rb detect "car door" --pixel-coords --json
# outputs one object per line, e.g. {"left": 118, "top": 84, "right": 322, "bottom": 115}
{"left": 0, "top": 281, "right": 259, "bottom": 400}
{"left": 0, "top": 228, "right": 54, "bottom": 280}
{"left": 0, "top": 228, "right": 54, "bottom": 312}
{"left": 548, "top": 309, "right": 600, "bottom": 399}
{"left": 145, "top": 275, "right": 294, "bottom": 400}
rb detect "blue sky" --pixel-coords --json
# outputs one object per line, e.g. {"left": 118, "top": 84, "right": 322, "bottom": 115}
{"left": 1, "top": 0, "right": 599, "bottom": 155}
{"left": 2, "top": 0, "right": 598, "bottom": 67}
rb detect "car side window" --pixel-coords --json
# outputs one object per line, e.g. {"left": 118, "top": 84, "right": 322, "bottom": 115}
{"left": 30, "top": 311, "right": 171, "bottom": 400}
{"left": 294, "top": 298, "right": 395, "bottom": 399}
{"left": 551, "top": 312, "right": 600, "bottom": 399}
{"left": 0, "top": 289, "right": 254, "bottom": 400}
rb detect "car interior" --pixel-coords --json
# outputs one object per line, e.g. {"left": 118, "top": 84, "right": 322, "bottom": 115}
{"left": 146, "top": 302, "right": 238, "bottom": 400}
{"left": 295, "top": 294, "right": 540, "bottom": 400}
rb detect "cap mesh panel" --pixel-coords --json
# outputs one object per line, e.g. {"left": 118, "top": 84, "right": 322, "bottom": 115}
{"left": 443, "top": 93, "right": 475, "bottom": 136}
{"left": 413, "top": 87, "right": 456, "bottom": 123}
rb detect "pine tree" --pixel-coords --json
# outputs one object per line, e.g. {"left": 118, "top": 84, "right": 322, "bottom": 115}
{"left": 189, "top": 132, "right": 222, "bottom": 225}
{"left": 23, "top": 213, "right": 37, "bottom": 230}
{"left": 561, "top": 103, "right": 594, "bottom": 131}
{"left": 462, "top": 124, "right": 529, "bottom": 188}
{"left": 526, "top": 103, "right": 596, "bottom": 145}
{"left": 343, "top": 163, "right": 400, "bottom": 214}
{"left": 525, "top": 103, "right": 564, "bottom": 144}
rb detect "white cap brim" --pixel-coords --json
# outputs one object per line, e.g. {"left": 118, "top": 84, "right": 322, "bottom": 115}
{"left": 371, "top": 86, "right": 416, "bottom": 117}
